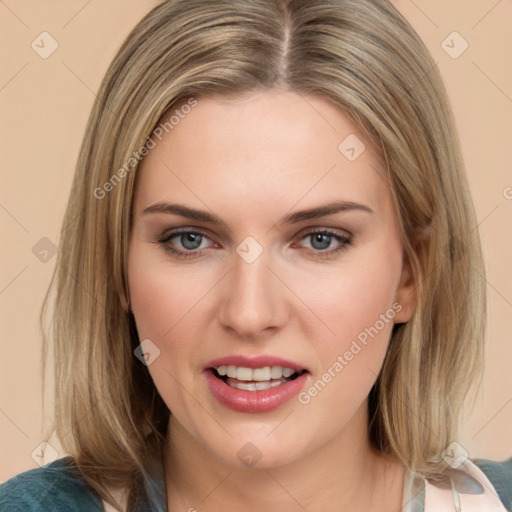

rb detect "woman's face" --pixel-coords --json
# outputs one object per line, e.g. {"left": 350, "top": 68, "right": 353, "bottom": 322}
{"left": 127, "top": 90, "right": 416, "bottom": 468}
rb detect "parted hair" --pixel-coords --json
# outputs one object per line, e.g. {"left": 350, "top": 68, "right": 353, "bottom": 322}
{"left": 41, "top": 0, "right": 486, "bottom": 509}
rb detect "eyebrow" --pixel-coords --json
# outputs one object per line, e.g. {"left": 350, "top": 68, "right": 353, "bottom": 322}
{"left": 142, "top": 200, "right": 374, "bottom": 229}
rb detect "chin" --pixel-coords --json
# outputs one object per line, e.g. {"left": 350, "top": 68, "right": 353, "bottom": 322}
{"left": 204, "top": 432, "right": 308, "bottom": 470}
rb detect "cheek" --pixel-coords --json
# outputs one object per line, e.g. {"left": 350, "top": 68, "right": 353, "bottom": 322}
{"left": 128, "top": 247, "right": 208, "bottom": 341}
{"left": 291, "top": 245, "right": 402, "bottom": 405}
{"left": 297, "top": 255, "right": 401, "bottom": 346}
{"left": 293, "top": 263, "right": 400, "bottom": 433}
{"left": 127, "top": 251, "right": 207, "bottom": 412}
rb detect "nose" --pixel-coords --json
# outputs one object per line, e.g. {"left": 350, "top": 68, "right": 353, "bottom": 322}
{"left": 218, "top": 249, "right": 290, "bottom": 339}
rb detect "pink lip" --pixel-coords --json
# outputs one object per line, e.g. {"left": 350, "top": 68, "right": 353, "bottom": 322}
{"left": 203, "top": 354, "right": 310, "bottom": 413}
{"left": 205, "top": 369, "right": 309, "bottom": 413}
{"left": 203, "top": 355, "right": 308, "bottom": 372}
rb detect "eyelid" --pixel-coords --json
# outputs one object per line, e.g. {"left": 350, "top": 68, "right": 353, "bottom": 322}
{"left": 157, "top": 226, "right": 225, "bottom": 245}
{"left": 293, "top": 228, "right": 352, "bottom": 255}
{"left": 157, "top": 226, "right": 351, "bottom": 245}
{"left": 158, "top": 226, "right": 210, "bottom": 239}
{"left": 156, "top": 226, "right": 353, "bottom": 262}
{"left": 296, "top": 224, "right": 352, "bottom": 238}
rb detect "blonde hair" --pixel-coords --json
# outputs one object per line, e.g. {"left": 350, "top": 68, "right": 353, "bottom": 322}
{"left": 41, "top": 0, "right": 485, "bottom": 509}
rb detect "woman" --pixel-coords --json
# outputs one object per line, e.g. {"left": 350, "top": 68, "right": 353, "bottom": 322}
{"left": 1, "top": 0, "right": 510, "bottom": 511}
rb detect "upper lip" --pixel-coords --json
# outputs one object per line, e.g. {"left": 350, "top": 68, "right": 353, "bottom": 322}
{"left": 204, "top": 355, "right": 309, "bottom": 373}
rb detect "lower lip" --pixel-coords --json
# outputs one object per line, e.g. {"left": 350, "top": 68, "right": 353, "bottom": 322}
{"left": 204, "top": 370, "right": 309, "bottom": 413}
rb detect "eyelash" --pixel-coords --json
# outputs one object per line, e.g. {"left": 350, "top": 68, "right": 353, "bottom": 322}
{"left": 156, "top": 228, "right": 352, "bottom": 261}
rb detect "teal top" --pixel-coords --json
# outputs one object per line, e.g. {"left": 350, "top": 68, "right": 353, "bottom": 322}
{"left": 1, "top": 456, "right": 511, "bottom": 511}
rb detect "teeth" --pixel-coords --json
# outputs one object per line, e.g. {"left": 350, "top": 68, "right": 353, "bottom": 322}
{"left": 236, "top": 367, "right": 254, "bottom": 381}
{"left": 270, "top": 366, "right": 282, "bottom": 379}
{"left": 215, "top": 365, "right": 298, "bottom": 381}
{"left": 229, "top": 380, "right": 284, "bottom": 391}
{"left": 282, "top": 368, "right": 294, "bottom": 378}
{"left": 233, "top": 381, "right": 257, "bottom": 391}
{"left": 253, "top": 367, "right": 271, "bottom": 380}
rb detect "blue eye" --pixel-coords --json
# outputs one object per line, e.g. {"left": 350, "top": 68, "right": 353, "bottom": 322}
{"left": 299, "top": 230, "right": 352, "bottom": 259}
{"left": 156, "top": 228, "right": 352, "bottom": 260}
{"left": 157, "top": 229, "right": 212, "bottom": 259}
{"left": 175, "top": 232, "right": 204, "bottom": 251}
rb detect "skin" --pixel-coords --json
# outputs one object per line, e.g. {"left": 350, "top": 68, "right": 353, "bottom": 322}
{"left": 126, "top": 89, "right": 417, "bottom": 511}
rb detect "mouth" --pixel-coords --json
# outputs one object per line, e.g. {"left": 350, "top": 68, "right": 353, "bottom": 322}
{"left": 203, "top": 359, "right": 310, "bottom": 413}
{"left": 209, "top": 365, "right": 308, "bottom": 391}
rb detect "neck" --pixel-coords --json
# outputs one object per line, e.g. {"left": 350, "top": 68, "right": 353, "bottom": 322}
{"left": 163, "top": 401, "right": 404, "bottom": 512}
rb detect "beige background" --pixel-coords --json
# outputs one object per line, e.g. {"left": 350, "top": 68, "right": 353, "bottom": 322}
{"left": 1, "top": 0, "right": 511, "bottom": 482}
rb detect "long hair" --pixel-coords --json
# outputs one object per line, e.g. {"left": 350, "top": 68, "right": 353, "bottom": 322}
{"left": 41, "top": 0, "right": 486, "bottom": 509}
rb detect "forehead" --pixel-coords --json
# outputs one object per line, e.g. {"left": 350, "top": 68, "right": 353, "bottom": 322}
{"left": 133, "top": 90, "right": 390, "bottom": 219}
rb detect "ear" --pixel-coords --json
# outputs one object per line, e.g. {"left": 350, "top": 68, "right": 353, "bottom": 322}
{"left": 393, "top": 251, "right": 417, "bottom": 323}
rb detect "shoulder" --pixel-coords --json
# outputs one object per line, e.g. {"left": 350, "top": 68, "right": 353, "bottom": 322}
{"left": 472, "top": 456, "right": 512, "bottom": 510}
{"left": 0, "top": 457, "right": 104, "bottom": 512}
